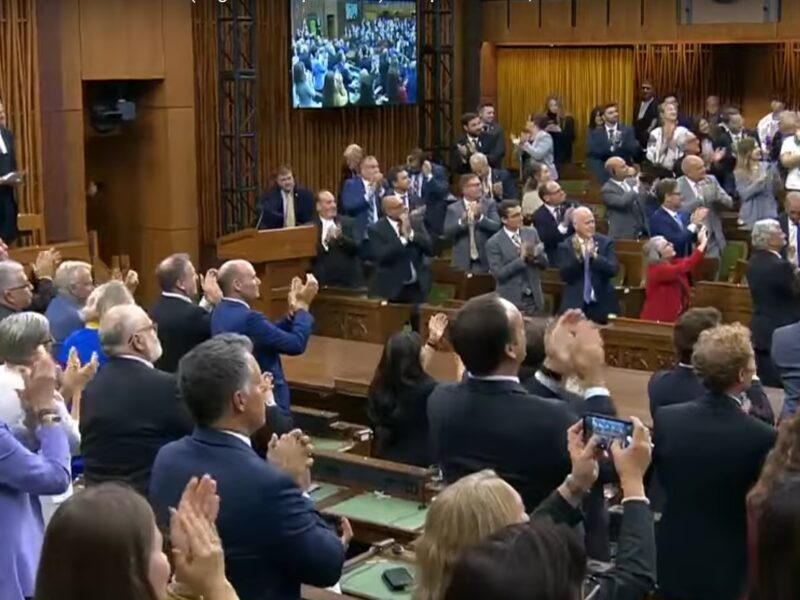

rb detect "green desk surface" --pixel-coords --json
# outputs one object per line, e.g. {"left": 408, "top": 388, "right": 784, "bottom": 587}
{"left": 310, "top": 482, "right": 345, "bottom": 504}
{"left": 325, "top": 493, "right": 427, "bottom": 531}
{"left": 341, "top": 559, "right": 415, "bottom": 599}
{"left": 311, "top": 436, "right": 351, "bottom": 451}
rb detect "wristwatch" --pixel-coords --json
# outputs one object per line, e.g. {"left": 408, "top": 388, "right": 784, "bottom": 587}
{"left": 37, "top": 408, "right": 62, "bottom": 425}
{"left": 564, "top": 474, "right": 591, "bottom": 498}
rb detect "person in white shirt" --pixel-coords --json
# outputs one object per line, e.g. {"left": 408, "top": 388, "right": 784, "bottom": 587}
{"left": 780, "top": 192, "right": 800, "bottom": 268}
{"left": 646, "top": 102, "right": 690, "bottom": 176}
{"left": 757, "top": 96, "right": 786, "bottom": 156}
{"left": 310, "top": 190, "right": 363, "bottom": 289}
{"left": 780, "top": 125, "right": 800, "bottom": 191}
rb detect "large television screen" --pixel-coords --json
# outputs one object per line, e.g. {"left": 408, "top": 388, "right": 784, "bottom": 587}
{"left": 290, "top": 0, "right": 417, "bottom": 108}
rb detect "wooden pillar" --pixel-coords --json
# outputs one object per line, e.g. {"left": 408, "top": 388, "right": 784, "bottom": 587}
{"left": 480, "top": 42, "right": 498, "bottom": 108}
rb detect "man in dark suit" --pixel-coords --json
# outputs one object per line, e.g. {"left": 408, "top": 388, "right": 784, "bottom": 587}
{"left": 633, "top": 80, "right": 659, "bottom": 154}
{"left": 386, "top": 165, "right": 421, "bottom": 211}
{"left": 310, "top": 190, "right": 363, "bottom": 289}
{"left": 649, "top": 307, "right": 774, "bottom": 424}
{"left": 149, "top": 335, "right": 347, "bottom": 600}
{"left": 648, "top": 178, "right": 706, "bottom": 258}
{"left": 486, "top": 200, "right": 547, "bottom": 316}
{"left": 406, "top": 149, "right": 451, "bottom": 242}
{"left": 451, "top": 112, "right": 487, "bottom": 175}
{"left": 212, "top": 260, "right": 316, "bottom": 413}
{"left": 368, "top": 195, "right": 433, "bottom": 329}
{"left": 428, "top": 293, "right": 576, "bottom": 512}
{"left": 653, "top": 323, "right": 776, "bottom": 600}
{"left": 711, "top": 111, "right": 759, "bottom": 197}
{"left": 779, "top": 191, "right": 800, "bottom": 267}
{"left": 469, "top": 152, "right": 517, "bottom": 201}
{"left": 80, "top": 304, "right": 193, "bottom": 496}
{"left": 0, "top": 100, "right": 22, "bottom": 243}
{"left": 586, "top": 103, "right": 640, "bottom": 183}
{"left": 478, "top": 103, "right": 506, "bottom": 168}
{"left": 747, "top": 219, "right": 800, "bottom": 387}
{"left": 556, "top": 207, "right": 619, "bottom": 324}
{"left": 443, "top": 173, "right": 501, "bottom": 273}
{"left": 532, "top": 181, "right": 575, "bottom": 264}
{"left": 341, "top": 154, "right": 385, "bottom": 246}
{"left": 149, "top": 253, "right": 222, "bottom": 373}
{"left": 256, "top": 165, "right": 314, "bottom": 230}
{"left": 600, "top": 157, "right": 649, "bottom": 240}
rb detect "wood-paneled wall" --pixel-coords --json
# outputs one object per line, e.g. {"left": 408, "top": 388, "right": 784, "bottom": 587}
{"left": 0, "top": 0, "right": 44, "bottom": 225}
{"left": 193, "top": 0, "right": 420, "bottom": 244}
{"left": 482, "top": 0, "right": 800, "bottom": 44}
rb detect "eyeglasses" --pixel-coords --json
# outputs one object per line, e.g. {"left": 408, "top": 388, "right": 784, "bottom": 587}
{"left": 7, "top": 282, "right": 32, "bottom": 292}
{"left": 128, "top": 322, "right": 158, "bottom": 345}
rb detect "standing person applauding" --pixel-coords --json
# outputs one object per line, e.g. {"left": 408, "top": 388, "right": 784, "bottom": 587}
{"left": 640, "top": 228, "right": 709, "bottom": 323}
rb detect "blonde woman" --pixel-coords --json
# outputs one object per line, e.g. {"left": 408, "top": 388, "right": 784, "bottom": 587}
{"left": 736, "top": 137, "right": 779, "bottom": 229}
{"left": 646, "top": 102, "right": 690, "bottom": 177}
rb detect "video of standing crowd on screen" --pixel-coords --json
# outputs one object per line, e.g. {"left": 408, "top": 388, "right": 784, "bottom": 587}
{"left": 290, "top": 0, "right": 417, "bottom": 109}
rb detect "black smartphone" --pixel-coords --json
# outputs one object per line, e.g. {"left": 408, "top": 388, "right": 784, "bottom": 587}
{"left": 583, "top": 414, "right": 634, "bottom": 450}
{"left": 382, "top": 567, "right": 414, "bottom": 591}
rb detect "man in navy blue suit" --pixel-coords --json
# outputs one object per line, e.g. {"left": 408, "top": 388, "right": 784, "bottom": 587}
{"left": 556, "top": 207, "right": 619, "bottom": 324}
{"left": 341, "top": 155, "right": 386, "bottom": 247}
{"left": 586, "top": 103, "right": 640, "bottom": 183}
{"left": 532, "top": 181, "right": 575, "bottom": 264}
{"left": 648, "top": 178, "right": 708, "bottom": 258}
{"left": 256, "top": 165, "right": 315, "bottom": 230}
{"left": 150, "top": 334, "right": 348, "bottom": 600}
{"left": 406, "top": 148, "right": 451, "bottom": 241}
{"left": 211, "top": 259, "right": 316, "bottom": 413}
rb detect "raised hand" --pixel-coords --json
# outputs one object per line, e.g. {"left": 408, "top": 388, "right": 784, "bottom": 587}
{"left": 691, "top": 207, "right": 709, "bottom": 225}
{"left": 427, "top": 313, "right": 448, "bottom": 345}
{"left": 18, "top": 350, "right": 58, "bottom": 415}
{"left": 545, "top": 309, "right": 584, "bottom": 375}
{"left": 610, "top": 417, "right": 652, "bottom": 498}
{"left": 202, "top": 269, "right": 223, "bottom": 304}
{"left": 421, "top": 160, "right": 433, "bottom": 177}
{"left": 124, "top": 269, "right": 139, "bottom": 294}
{"left": 566, "top": 420, "right": 601, "bottom": 493}
{"left": 33, "top": 248, "right": 60, "bottom": 279}
{"left": 287, "top": 276, "right": 303, "bottom": 313}
{"left": 61, "top": 348, "right": 99, "bottom": 396}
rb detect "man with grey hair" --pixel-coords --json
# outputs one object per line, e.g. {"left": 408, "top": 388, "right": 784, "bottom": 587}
{"left": 44, "top": 260, "right": 93, "bottom": 357}
{"left": 149, "top": 253, "right": 222, "bottom": 373}
{"left": 747, "top": 218, "right": 800, "bottom": 386}
{"left": 678, "top": 155, "right": 733, "bottom": 258}
{"left": 80, "top": 304, "right": 192, "bottom": 495}
{"left": 150, "top": 334, "right": 349, "bottom": 600}
{"left": 469, "top": 151, "right": 516, "bottom": 201}
{"left": 0, "top": 260, "right": 32, "bottom": 321}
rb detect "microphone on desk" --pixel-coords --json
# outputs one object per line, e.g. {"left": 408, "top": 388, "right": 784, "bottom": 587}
{"left": 255, "top": 209, "right": 265, "bottom": 230}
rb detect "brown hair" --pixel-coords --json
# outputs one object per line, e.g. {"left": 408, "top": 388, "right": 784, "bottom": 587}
{"left": 735, "top": 137, "right": 759, "bottom": 174}
{"left": 275, "top": 164, "right": 293, "bottom": 177}
{"left": 691, "top": 323, "right": 754, "bottom": 394}
{"left": 414, "top": 470, "right": 523, "bottom": 600}
{"left": 459, "top": 173, "right": 480, "bottom": 193}
{"left": 750, "top": 415, "right": 800, "bottom": 513}
{"left": 673, "top": 307, "right": 722, "bottom": 363}
{"left": 35, "top": 484, "right": 160, "bottom": 600}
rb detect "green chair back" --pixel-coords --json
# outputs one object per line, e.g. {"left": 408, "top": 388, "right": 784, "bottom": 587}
{"left": 720, "top": 241, "right": 748, "bottom": 282}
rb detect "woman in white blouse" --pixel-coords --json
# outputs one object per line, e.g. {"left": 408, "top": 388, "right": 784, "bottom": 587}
{"left": 646, "top": 102, "right": 690, "bottom": 177}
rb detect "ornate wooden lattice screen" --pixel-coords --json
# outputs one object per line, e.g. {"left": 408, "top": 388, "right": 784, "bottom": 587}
{"left": 0, "top": 0, "right": 43, "bottom": 238}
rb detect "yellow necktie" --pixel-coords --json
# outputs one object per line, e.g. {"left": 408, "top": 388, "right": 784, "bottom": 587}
{"left": 284, "top": 191, "right": 296, "bottom": 228}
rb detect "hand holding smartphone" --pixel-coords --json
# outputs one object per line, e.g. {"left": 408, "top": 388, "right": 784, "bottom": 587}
{"left": 583, "top": 414, "right": 634, "bottom": 451}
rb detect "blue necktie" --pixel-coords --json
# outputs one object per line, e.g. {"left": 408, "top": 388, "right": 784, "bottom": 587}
{"left": 367, "top": 190, "right": 377, "bottom": 225}
{"left": 673, "top": 212, "right": 683, "bottom": 230}
{"left": 582, "top": 249, "right": 594, "bottom": 305}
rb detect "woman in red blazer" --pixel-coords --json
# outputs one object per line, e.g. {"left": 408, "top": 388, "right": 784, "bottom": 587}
{"left": 640, "top": 228, "right": 708, "bottom": 322}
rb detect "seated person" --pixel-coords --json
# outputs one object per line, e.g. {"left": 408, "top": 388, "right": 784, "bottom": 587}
{"left": 45, "top": 260, "right": 94, "bottom": 358}
{"left": 532, "top": 181, "right": 575, "bottom": 264}
{"left": 150, "top": 335, "right": 349, "bottom": 600}
{"left": 653, "top": 324, "right": 777, "bottom": 600}
{"left": 556, "top": 207, "right": 619, "bottom": 325}
{"left": 486, "top": 200, "right": 547, "bottom": 317}
{"left": 256, "top": 165, "right": 314, "bottom": 230}
{"left": 0, "top": 260, "right": 34, "bottom": 322}
{"left": 640, "top": 229, "right": 708, "bottom": 323}
{"left": 444, "top": 174, "right": 501, "bottom": 274}
{"left": 311, "top": 190, "right": 364, "bottom": 289}
{"left": 0, "top": 244, "right": 59, "bottom": 315}
{"left": 59, "top": 280, "right": 134, "bottom": 367}
{"left": 428, "top": 294, "right": 576, "bottom": 511}
{"left": 366, "top": 314, "right": 451, "bottom": 467}
{"left": 80, "top": 304, "right": 193, "bottom": 496}
{"left": 150, "top": 253, "right": 222, "bottom": 373}
{"left": 443, "top": 419, "right": 656, "bottom": 600}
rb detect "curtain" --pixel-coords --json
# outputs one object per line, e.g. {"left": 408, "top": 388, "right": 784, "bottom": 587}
{"left": 496, "top": 47, "right": 635, "bottom": 168}
{"left": 0, "top": 0, "right": 43, "bottom": 228}
{"left": 771, "top": 43, "right": 800, "bottom": 109}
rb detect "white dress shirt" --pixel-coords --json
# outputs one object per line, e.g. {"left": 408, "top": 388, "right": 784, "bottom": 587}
{"left": 161, "top": 291, "right": 193, "bottom": 304}
{"left": 320, "top": 217, "right": 336, "bottom": 250}
{"left": 545, "top": 203, "right": 569, "bottom": 234}
{"left": 781, "top": 136, "right": 800, "bottom": 190}
{"left": 637, "top": 98, "right": 654, "bottom": 120}
{"left": 220, "top": 429, "right": 253, "bottom": 447}
{"left": 662, "top": 206, "right": 698, "bottom": 233}
{"left": 0, "top": 130, "right": 7, "bottom": 155}
{"left": 117, "top": 354, "right": 155, "bottom": 369}
{"left": 788, "top": 219, "right": 799, "bottom": 267}
{"left": 388, "top": 217, "right": 413, "bottom": 245}
{"left": 504, "top": 227, "right": 521, "bottom": 245}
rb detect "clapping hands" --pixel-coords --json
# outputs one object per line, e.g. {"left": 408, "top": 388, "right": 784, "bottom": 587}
{"left": 268, "top": 429, "right": 314, "bottom": 491}
{"left": 60, "top": 347, "right": 99, "bottom": 400}
{"left": 427, "top": 313, "right": 449, "bottom": 346}
{"left": 288, "top": 274, "right": 319, "bottom": 313}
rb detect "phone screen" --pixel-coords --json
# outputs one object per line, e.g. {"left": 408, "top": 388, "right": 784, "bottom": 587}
{"left": 583, "top": 414, "right": 633, "bottom": 450}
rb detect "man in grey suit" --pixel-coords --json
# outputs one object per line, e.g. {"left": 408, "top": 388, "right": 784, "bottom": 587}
{"left": 487, "top": 200, "right": 548, "bottom": 316}
{"left": 678, "top": 155, "right": 733, "bottom": 258}
{"left": 772, "top": 320, "right": 800, "bottom": 418}
{"left": 600, "top": 157, "right": 650, "bottom": 240}
{"left": 444, "top": 173, "right": 501, "bottom": 273}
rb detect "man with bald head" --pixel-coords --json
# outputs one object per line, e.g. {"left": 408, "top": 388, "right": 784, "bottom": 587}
{"left": 368, "top": 194, "right": 433, "bottom": 329}
{"left": 779, "top": 192, "right": 800, "bottom": 267}
{"left": 677, "top": 154, "right": 733, "bottom": 258}
{"left": 556, "top": 206, "right": 620, "bottom": 324}
{"left": 600, "top": 157, "right": 649, "bottom": 240}
{"left": 212, "top": 259, "right": 317, "bottom": 413}
{"left": 81, "top": 304, "right": 193, "bottom": 495}
{"left": 311, "top": 189, "right": 363, "bottom": 288}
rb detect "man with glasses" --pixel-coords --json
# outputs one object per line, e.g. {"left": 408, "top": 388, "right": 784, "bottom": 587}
{"left": 0, "top": 260, "right": 32, "bottom": 321}
{"left": 649, "top": 178, "right": 708, "bottom": 258}
{"left": 80, "top": 304, "right": 193, "bottom": 496}
{"left": 532, "top": 181, "right": 576, "bottom": 264}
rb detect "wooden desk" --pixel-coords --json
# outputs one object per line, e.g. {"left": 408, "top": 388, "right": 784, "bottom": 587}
{"left": 311, "top": 289, "right": 412, "bottom": 344}
{"left": 691, "top": 281, "right": 752, "bottom": 325}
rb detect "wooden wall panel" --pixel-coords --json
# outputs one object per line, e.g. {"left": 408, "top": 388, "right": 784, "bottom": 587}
{"left": 79, "top": 0, "right": 165, "bottom": 80}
